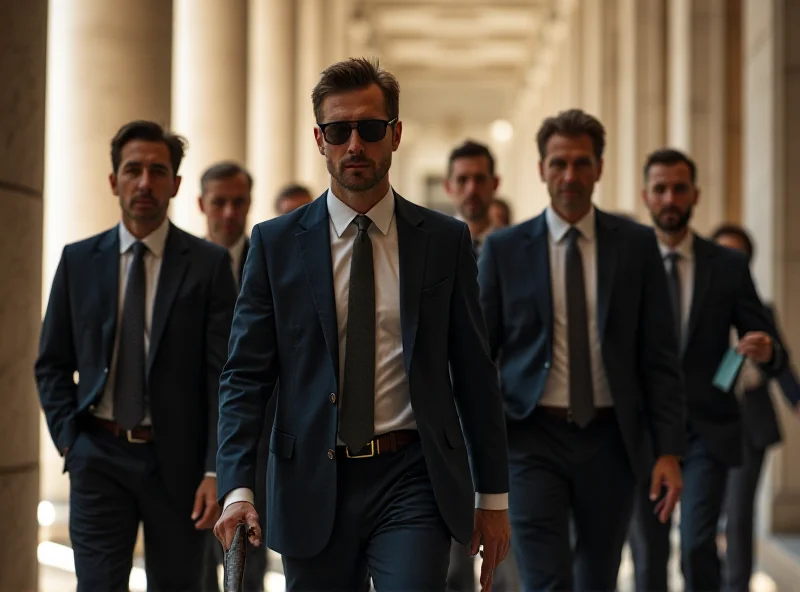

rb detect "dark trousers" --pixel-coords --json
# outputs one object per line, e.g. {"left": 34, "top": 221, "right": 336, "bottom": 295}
{"left": 629, "top": 432, "right": 729, "bottom": 592}
{"left": 448, "top": 540, "right": 520, "bottom": 591}
{"left": 282, "top": 441, "right": 451, "bottom": 591}
{"left": 508, "top": 410, "right": 636, "bottom": 592}
{"left": 722, "top": 438, "right": 767, "bottom": 591}
{"left": 67, "top": 427, "right": 206, "bottom": 592}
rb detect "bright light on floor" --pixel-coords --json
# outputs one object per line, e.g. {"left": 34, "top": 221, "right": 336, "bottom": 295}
{"left": 37, "top": 501, "right": 56, "bottom": 527}
{"left": 751, "top": 571, "right": 777, "bottom": 592}
{"left": 38, "top": 540, "right": 287, "bottom": 592}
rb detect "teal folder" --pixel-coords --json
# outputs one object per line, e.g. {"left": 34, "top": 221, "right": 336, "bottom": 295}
{"left": 712, "top": 347, "right": 745, "bottom": 392}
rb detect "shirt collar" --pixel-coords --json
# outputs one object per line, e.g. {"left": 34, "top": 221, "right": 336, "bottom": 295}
{"left": 118, "top": 217, "right": 170, "bottom": 257}
{"left": 227, "top": 233, "right": 247, "bottom": 258}
{"left": 658, "top": 230, "right": 694, "bottom": 261}
{"left": 326, "top": 185, "right": 395, "bottom": 238}
{"left": 545, "top": 205, "right": 596, "bottom": 243}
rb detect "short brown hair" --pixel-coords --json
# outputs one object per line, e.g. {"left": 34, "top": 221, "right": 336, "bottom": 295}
{"left": 110, "top": 120, "right": 187, "bottom": 176}
{"left": 448, "top": 140, "right": 496, "bottom": 177}
{"left": 311, "top": 57, "right": 400, "bottom": 124}
{"left": 536, "top": 109, "right": 605, "bottom": 161}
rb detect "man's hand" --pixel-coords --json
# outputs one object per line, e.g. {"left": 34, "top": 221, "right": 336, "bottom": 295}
{"left": 192, "top": 476, "right": 221, "bottom": 530}
{"left": 469, "top": 509, "right": 510, "bottom": 591}
{"left": 214, "top": 501, "right": 262, "bottom": 550}
{"left": 737, "top": 332, "right": 774, "bottom": 364}
{"left": 650, "top": 455, "right": 683, "bottom": 523}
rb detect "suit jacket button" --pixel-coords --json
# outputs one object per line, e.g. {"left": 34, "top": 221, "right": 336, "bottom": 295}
{"left": 327, "top": 449, "right": 335, "bottom": 460}
{"left": 329, "top": 393, "right": 336, "bottom": 404}
{"left": 104, "top": 367, "right": 109, "bottom": 373}
{"left": 544, "top": 361, "right": 551, "bottom": 369}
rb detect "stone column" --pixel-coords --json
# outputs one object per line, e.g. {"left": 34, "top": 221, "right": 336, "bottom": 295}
{"left": 0, "top": 0, "right": 47, "bottom": 589}
{"left": 295, "top": 0, "right": 329, "bottom": 194}
{"left": 171, "top": 0, "right": 247, "bottom": 236}
{"left": 667, "top": 0, "right": 727, "bottom": 234}
{"left": 42, "top": 0, "right": 172, "bottom": 516}
{"left": 247, "top": 0, "right": 295, "bottom": 223}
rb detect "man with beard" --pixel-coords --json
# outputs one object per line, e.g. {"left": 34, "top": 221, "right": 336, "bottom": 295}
{"left": 628, "top": 148, "right": 787, "bottom": 592}
{"left": 443, "top": 140, "right": 519, "bottom": 592}
{"left": 35, "top": 120, "right": 237, "bottom": 590}
{"left": 444, "top": 140, "right": 498, "bottom": 258}
{"left": 213, "top": 57, "right": 511, "bottom": 590}
{"left": 478, "top": 109, "right": 685, "bottom": 591}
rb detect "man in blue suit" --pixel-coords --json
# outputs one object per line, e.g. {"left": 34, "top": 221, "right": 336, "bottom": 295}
{"left": 478, "top": 109, "right": 685, "bottom": 591}
{"left": 214, "top": 57, "right": 511, "bottom": 591}
{"left": 35, "top": 120, "right": 237, "bottom": 590}
{"left": 628, "top": 149, "right": 787, "bottom": 592}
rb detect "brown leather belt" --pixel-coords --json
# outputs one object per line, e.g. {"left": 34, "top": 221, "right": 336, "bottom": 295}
{"left": 537, "top": 405, "right": 616, "bottom": 423}
{"left": 339, "top": 429, "right": 420, "bottom": 459}
{"left": 82, "top": 414, "right": 155, "bottom": 443}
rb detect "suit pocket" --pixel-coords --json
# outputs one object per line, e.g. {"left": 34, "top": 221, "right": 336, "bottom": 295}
{"left": 443, "top": 423, "right": 465, "bottom": 449}
{"left": 422, "top": 277, "right": 452, "bottom": 297}
{"left": 269, "top": 429, "right": 296, "bottom": 459}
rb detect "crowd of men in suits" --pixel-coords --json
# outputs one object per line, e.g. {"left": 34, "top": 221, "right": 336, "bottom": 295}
{"left": 35, "top": 56, "right": 800, "bottom": 592}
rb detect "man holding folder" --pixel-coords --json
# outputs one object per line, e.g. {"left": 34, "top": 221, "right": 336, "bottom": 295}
{"left": 629, "top": 148, "right": 787, "bottom": 592}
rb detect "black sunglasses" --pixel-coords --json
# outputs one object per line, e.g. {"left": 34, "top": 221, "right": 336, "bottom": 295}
{"left": 317, "top": 118, "right": 398, "bottom": 145}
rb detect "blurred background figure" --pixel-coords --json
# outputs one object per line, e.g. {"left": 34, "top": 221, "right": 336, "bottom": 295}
{"left": 274, "top": 183, "right": 314, "bottom": 216}
{"left": 488, "top": 197, "right": 512, "bottom": 229}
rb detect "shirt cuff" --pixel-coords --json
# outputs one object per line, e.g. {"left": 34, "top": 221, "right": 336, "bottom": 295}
{"left": 223, "top": 487, "right": 255, "bottom": 511}
{"left": 475, "top": 493, "right": 508, "bottom": 510}
{"left": 204, "top": 471, "right": 216, "bottom": 479}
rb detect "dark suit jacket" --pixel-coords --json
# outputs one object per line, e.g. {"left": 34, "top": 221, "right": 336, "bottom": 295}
{"left": 682, "top": 238, "right": 787, "bottom": 464}
{"left": 35, "top": 222, "right": 237, "bottom": 510}
{"left": 216, "top": 192, "right": 509, "bottom": 558}
{"left": 478, "top": 208, "right": 686, "bottom": 476}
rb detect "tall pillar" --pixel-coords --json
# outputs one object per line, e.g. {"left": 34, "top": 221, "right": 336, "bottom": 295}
{"left": 295, "top": 0, "right": 329, "bottom": 194}
{"left": 667, "top": 0, "right": 727, "bottom": 234}
{"left": 616, "top": 0, "right": 667, "bottom": 220}
{"left": 326, "top": 0, "right": 352, "bottom": 63}
{"left": 0, "top": 0, "right": 47, "bottom": 589}
{"left": 743, "top": 0, "right": 800, "bottom": 536}
{"left": 248, "top": 0, "right": 295, "bottom": 223}
{"left": 42, "top": 0, "right": 172, "bottom": 511}
{"left": 171, "top": 0, "right": 247, "bottom": 236}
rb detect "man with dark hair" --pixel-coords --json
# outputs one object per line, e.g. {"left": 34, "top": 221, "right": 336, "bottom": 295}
{"left": 214, "top": 57, "right": 511, "bottom": 590}
{"left": 275, "top": 183, "right": 314, "bottom": 215}
{"left": 488, "top": 198, "right": 512, "bottom": 229}
{"left": 629, "top": 148, "right": 787, "bottom": 591}
{"left": 478, "top": 108, "right": 686, "bottom": 591}
{"left": 36, "top": 120, "right": 237, "bottom": 590}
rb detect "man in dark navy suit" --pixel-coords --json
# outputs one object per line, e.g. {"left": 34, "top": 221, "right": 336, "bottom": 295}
{"left": 478, "top": 109, "right": 686, "bottom": 592}
{"left": 629, "top": 149, "right": 787, "bottom": 592}
{"left": 214, "top": 58, "right": 511, "bottom": 591}
{"left": 711, "top": 223, "right": 800, "bottom": 591}
{"left": 36, "top": 120, "right": 237, "bottom": 591}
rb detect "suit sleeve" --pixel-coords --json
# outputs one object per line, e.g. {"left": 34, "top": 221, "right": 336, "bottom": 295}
{"left": 34, "top": 248, "right": 79, "bottom": 454}
{"left": 734, "top": 263, "right": 788, "bottom": 377}
{"left": 760, "top": 305, "right": 800, "bottom": 406}
{"left": 449, "top": 224, "right": 509, "bottom": 497}
{"left": 477, "top": 235, "right": 503, "bottom": 360}
{"left": 204, "top": 250, "right": 238, "bottom": 473}
{"left": 216, "top": 225, "right": 281, "bottom": 503}
{"left": 638, "top": 231, "right": 686, "bottom": 458}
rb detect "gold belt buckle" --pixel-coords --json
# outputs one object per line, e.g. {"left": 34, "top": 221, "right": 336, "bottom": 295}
{"left": 345, "top": 440, "right": 377, "bottom": 458}
{"left": 126, "top": 430, "right": 148, "bottom": 444}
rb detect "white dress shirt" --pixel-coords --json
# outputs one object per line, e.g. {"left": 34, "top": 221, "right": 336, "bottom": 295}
{"left": 539, "top": 206, "right": 614, "bottom": 408}
{"left": 92, "top": 218, "right": 170, "bottom": 426}
{"left": 657, "top": 231, "right": 695, "bottom": 343}
{"left": 228, "top": 234, "right": 248, "bottom": 286}
{"left": 224, "top": 186, "right": 507, "bottom": 510}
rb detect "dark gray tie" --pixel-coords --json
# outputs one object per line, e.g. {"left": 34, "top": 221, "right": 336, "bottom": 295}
{"left": 114, "top": 241, "right": 147, "bottom": 430}
{"left": 666, "top": 252, "right": 682, "bottom": 345}
{"left": 566, "top": 227, "right": 595, "bottom": 427}
{"left": 339, "top": 215, "right": 376, "bottom": 451}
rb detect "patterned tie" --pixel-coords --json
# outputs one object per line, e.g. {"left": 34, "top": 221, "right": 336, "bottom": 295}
{"left": 114, "top": 241, "right": 147, "bottom": 430}
{"left": 339, "top": 215, "right": 376, "bottom": 452}
{"left": 566, "top": 227, "right": 595, "bottom": 427}
{"left": 666, "top": 252, "right": 682, "bottom": 346}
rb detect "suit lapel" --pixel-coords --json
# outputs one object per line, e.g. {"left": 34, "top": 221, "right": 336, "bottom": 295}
{"left": 147, "top": 224, "right": 189, "bottom": 375}
{"left": 239, "top": 237, "right": 249, "bottom": 289}
{"left": 294, "top": 196, "right": 340, "bottom": 383}
{"left": 684, "top": 235, "right": 714, "bottom": 354}
{"left": 525, "top": 215, "right": 554, "bottom": 344}
{"left": 595, "top": 210, "right": 618, "bottom": 342}
{"left": 395, "top": 195, "right": 428, "bottom": 375}
{"left": 94, "top": 228, "right": 120, "bottom": 366}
